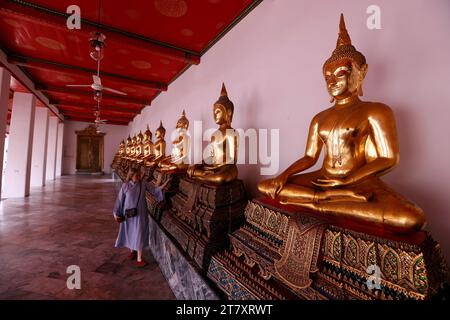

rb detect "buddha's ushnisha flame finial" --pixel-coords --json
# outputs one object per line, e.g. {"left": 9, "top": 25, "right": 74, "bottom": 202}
{"left": 182, "top": 109, "right": 186, "bottom": 117}
{"left": 220, "top": 82, "right": 228, "bottom": 97}
{"left": 323, "top": 13, "right": 366, "bottom": 70}
{"left": 336, "top": 13, "right": 352, "bottom": 48}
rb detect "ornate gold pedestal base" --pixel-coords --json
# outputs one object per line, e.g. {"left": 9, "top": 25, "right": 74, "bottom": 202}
{"left": 160, "top": 178, "right": 247, "bottom": 271}
{"left": 208, "top": 199, "right": 449, "bottom": 300}
{"left": 145, "top": 168, "right": 187, "bottom": 221}
{"left": 111, "top": 158, "right": 128, "bottom": 181}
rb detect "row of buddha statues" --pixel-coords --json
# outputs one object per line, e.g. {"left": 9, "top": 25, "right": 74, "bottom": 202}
{"left": 116, "top": 111, "right": 189, "bottom": 171}
{"left": 113, "top": 13, "right": 427, "bottom": 235}
{"left": 114, "top": 82, "right": 239, "bottom": 185}
{"left": 110, "top": 14, "right": 449, "bottom": 300}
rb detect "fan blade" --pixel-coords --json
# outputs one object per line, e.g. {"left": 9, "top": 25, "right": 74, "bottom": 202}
{"left": 103, "top": 87, "right": 127, "bottom": 96}
{"left": 66, "top": 84, "right": 92, "bottom": 87}
{"left": 93, "top": 75, "right": 102, "bottom": 85}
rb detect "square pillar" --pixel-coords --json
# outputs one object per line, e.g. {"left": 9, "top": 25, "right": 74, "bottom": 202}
{"left": 30, "top": 107, "right": 49, "bottom": 187}
{"left": 3, "top": 92, "right": 36, "bottom": 198}
{"left": 0, "top": 68, "right": 11, "bottom": 197}
{"left": 46, "top": 116, "right": 59, "bottom": 181}
{"left": 55, "top": 122, "right": 64, "bottom": 177}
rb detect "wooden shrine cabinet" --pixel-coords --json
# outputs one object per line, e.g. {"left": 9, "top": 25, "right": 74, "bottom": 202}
{"left": 75, "top": 125, "right": 105, "bottom": 174}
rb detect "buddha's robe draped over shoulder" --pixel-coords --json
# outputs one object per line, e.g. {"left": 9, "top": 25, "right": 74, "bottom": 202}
{"left": 113, "top": 180, "right": 163, "bottom": 251}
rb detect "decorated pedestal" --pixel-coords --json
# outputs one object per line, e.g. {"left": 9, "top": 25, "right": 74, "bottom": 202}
{"left": 111, "top": 158, "right": 124, "bottom": 181}
{"left": 208, "top": 198, "right": 449, "bottom": 300}
{"left": 142, "top": 164, "right": 155, "bottom": 181}
{"left": 160, "top": 177, "right": 247, "bottom": 271}
{"left": 145, "top": 167, "right": 187, "bottom": 221}
{"left": 115, "top": 159, "right": 128, "bottom": 181}
{"left": 111, "top": 155, "right": 121, "bottom": 170}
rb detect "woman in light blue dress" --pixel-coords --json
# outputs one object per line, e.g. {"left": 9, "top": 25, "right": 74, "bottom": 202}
{"left": 113, "top": 167, "right": 170, "bottom": 267}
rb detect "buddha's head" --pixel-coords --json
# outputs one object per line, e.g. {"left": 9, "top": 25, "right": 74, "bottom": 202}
{"left": 155, "top": 121, "right": 166, "bottom": 140}
{"left": 143, "top": 125, "right": 152, "bottom": 143}
{"left": 126, "top": 135, "right": 132, "bottom": 146}
{"left": 323, "top": 14, "right": 368, "bottom": 102}
{"left": 137, "top": 131, "right": 143, "bottom": 144}
{"left": 176, "top": 110, "right": 189, "bottom": 130}
{"left": 213, "top": 83, "right": 234, "bottom": 126}
{"left": 131, "top": 134, "right": 137, "bottom": 145}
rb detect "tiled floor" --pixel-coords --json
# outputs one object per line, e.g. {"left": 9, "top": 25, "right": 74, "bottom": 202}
{"left": 0, "top": 175, "right": 175, "bottom": 300}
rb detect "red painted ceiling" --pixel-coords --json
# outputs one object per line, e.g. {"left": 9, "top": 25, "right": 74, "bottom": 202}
{"left": 0, "top": 0, "right": 260, "bottom": 125}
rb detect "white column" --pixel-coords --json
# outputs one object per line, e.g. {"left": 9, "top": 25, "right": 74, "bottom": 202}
{"left": 30, "top": 107, "right": 49, "bottom": 187}
{"left": 55, "top": 122, "right": 64, "bottom": 177}
{"left": 46, "top": 116, "right": 59, "bottom": 181}
{"left": 3, "top": 92, "right": 36, "bottom": 198}
{"left": 0, "top": 68, "right": 10, "bottom": 197}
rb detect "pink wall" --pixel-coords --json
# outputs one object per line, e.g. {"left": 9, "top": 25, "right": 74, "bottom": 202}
{"left": 128, "top": 0, "right": 450, "bottom": 264}
{"left": 63, "top": 120, "right": 128, "bottom": 175}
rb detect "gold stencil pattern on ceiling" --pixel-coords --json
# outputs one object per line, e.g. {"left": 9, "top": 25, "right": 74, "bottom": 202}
{"left": 154, "top": 0, "right": 188, "bottom": 18}
{"left": 131, "top": 60, "right": 152, "bottom": 69}
{"left": 35, "top": 37, "right": 65, "bottom": 51}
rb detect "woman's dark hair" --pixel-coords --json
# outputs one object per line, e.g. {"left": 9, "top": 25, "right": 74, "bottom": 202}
{"left": 127, "top": 167, "right": 141, "bottom": 182}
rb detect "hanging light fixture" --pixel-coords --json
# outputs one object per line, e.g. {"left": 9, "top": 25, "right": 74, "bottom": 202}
{"left": 89, "top": 0, "right": 105, "bottom": 62}
{"left": 89, "top": 31, "right": 106, "bottom": 61}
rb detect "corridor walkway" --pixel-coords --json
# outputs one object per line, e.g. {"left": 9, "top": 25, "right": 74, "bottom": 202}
{"left": 0, "top": 175, "right": 175, "bottom": 300}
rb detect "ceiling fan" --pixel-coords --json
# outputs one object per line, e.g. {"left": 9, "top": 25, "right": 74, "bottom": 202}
{"left": 66, "top": 32, "right": 128, "bottom": 100}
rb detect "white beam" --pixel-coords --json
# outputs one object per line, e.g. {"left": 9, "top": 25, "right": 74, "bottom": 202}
{"left": 30, "top": 107, "right": 49, "bottom": 187}
{"left": 55, "top": 122, "right": 64, "bottom": 177}
{"left": 46, "top": 117, "right": 59, "bottom": 181}
{"left": 3, "top": 92, "right": 36, "bottom": 197}
{"left": 0, "top": 67, "right": 11, "bottom": 197}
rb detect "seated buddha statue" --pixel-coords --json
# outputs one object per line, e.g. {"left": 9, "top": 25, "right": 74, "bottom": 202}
{"left": 129, "top": 134, "right": 137, "bottom": 161}
{"left": 142, "top": 125, "right": 154, "bottom": 161}
{"left": 159, "top": 110, "right": 191, "bottom": 171}
{"left": 258, "top": 14, "right": 425, "bottom": 234}
{"left": 124, "top": 135, "right": 132, "bottom": 160}
{"left": 117, "top": 140, "right": 125, "bottom": 157}
{"left": 134, "top": 131, "right": 144, "bottom": 162}
{"left": 187, "top": 83, "right": 238, "bottom": 185}
{"left": 145, "top": 121, "right": 166, "bottom": 167}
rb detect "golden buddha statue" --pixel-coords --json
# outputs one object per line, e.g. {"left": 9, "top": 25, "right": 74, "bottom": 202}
{"left": 129, "top": 134, "right": 137, "bottom": 160}
{"left": 258, "top": 14, "right": 425, "bottom": 234}
{"left": 142, "top": 125, "right": 154, "bottom": 159}
{"left": 187, "top": 83, "right": 238, "bottom": 185}
{"left": 125, "top": 135, "right": 132, "bottom": 159}
{"left": 134, "top": 131, "right": 144, "bottom": 162}
{"left": 118, "top": 140, "right": 125, "bottom": 157}
{"left": 159, "top": 110, "right": 191, "bottom": 171}
{"left": 145, "top": 121, "right": 166, "bottom": 167}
